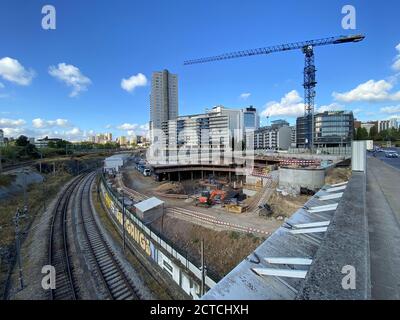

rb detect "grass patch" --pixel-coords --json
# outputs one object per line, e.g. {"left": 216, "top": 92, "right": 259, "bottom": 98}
{"left": 229, "top": 231, "right": 240, "bottom": 240}
{"left": 0, "top": 174, "right": 16, "bottom": 187}
{"left": 0, "top": 170, "right": 73, "bottom": 298}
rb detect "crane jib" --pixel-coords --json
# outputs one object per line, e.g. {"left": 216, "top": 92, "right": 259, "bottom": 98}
{"left": 183, "top": 34, "right": 365, "bottom": 65}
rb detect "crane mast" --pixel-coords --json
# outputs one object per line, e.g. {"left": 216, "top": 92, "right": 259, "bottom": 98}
{"left": 184, "top": 34, "right": 365, "bottom": 150}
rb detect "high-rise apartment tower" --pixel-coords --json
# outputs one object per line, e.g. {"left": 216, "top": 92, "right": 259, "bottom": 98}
{"left": 150, "top": 69, "right": 178, "bottom": 142}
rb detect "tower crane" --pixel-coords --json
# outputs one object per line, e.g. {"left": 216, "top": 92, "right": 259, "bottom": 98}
{"left": 184, "top": 34, "right": 365, "bottom": 150}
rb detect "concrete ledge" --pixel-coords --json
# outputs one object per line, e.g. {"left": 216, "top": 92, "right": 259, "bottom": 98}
{"left": 296, "top": 172, "right": 371, "bottom": 299}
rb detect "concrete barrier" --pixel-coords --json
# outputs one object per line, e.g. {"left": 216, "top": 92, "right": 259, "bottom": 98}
{"left": 296, "top": 171, "right": 371, "bottom": 299}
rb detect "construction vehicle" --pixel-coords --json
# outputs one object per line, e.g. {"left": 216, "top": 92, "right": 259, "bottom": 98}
{"left": 226, "top": 204, "right": 247, "bottom": 214}
{"left": 143, "top": 168, "right": 151, "bottom": 176}
{"left": 195, "top": 191, "right": 212, "bottom": 207}
{"left": 195, "top": 189, "right": 227, "bottom": 207}
{"left": 258, "top": 203, "right": 273, "bottom": 217}
{"left": 210, "top": 189, "right": 226, "bottom": 204}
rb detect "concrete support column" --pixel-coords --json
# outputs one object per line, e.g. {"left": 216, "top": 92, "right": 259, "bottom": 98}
{"left": 191, "top": 171, "right": 194, "bottom": 181}
{"left": 178, "top": 171, "right": 181, "bottom": 182}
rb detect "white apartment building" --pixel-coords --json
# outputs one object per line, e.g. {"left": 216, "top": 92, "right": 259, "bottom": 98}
{"left": 150, "top": 106, "right": 254, "bottom": 165}
{"left": 88, "top": 133, "right": 113, "bottom": 144}
{"left": 378, "top": 119, "right": 398, "bottom": 132}
{"left": 254, "top": 120, "right": 294, "bottom": 150}
{"left": 254, "top": 126, "right": 293, "bottom": 150}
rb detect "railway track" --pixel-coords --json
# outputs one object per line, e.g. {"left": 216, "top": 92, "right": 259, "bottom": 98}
{"left": 78, "top": 172, "right": 141, "bottom": 300}
{"left": 48, "top": 175, "right": 84, "bottom": 300}
{"left": 1, "top": 160, "right": 36, "bottom": 172}
{"left": 48, "top": 171, "right": 140, "bottom": 300}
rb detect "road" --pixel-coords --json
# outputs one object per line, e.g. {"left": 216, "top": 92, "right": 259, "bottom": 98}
{"left": 366, "top": 156, "right": 400, "bottom": 299}
{"left": 371, "top": 147, "right": 400, "bottom": 170}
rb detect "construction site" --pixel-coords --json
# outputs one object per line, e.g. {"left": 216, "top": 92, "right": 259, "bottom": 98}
{"left": 102, "top": 151, "right": 350, "bottom": 280}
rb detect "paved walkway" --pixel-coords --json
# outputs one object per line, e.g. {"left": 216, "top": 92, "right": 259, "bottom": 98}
{"left": 367, "top": 157, "right": 400, "bottom": 299}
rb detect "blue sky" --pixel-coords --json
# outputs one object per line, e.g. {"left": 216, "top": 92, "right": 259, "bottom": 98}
{"left": 0, "top": 0, "right": 400, "bottom": 141}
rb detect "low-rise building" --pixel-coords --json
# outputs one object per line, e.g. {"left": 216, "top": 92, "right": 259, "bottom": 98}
{"left": 254, "top": 120, "right": 293, "bottom": 150}
{"left": 378, "top": 118, "right": 398, "bottom": 131}
{"left": 296, "top": 111, "right": 354, "bottom": 148}
{"left": 88, "top": 133, "right": 113, "bottom": 144}
{"left": 35, "top": 136, "right": 63, "bottom": 148}
{"left": 360, "top": 121, "right": 378, "bottom": 134}
{"left": 117, "top": 136, "right": 128, "bottom": 146}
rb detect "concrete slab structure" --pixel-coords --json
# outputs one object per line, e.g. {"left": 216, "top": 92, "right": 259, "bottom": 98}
{"left": 202, "top": 182, "right": 346, "bottom": 300}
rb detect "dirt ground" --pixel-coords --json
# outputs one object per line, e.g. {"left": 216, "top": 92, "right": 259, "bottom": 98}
{"left": 267, "top": 192, "right": 311, "bottom": 218}
{"left": 325, "top": 167, "right": 352, "bottom": 185}
{"left": 151, "top": 215, "right": 265, "bottom": 281}
{"left": 122, "top": 165, "right": 283, "bottom": 233}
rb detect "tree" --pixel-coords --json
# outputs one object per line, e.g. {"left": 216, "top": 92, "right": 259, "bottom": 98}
{"left": 369, "top": 126, "right": 378, "bottom": 141}
{"left": 16, "top": 135, "right": 29, "bottom": 147}
{"left": 355, "top": 127, "right": 368, "bottom": 140}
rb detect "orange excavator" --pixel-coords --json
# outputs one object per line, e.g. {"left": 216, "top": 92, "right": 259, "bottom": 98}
{"left": 210, "top": 189, "right": 226, "bottom": 204}
{"left": 195, "top": 190, "right": 226, "bottom": 207}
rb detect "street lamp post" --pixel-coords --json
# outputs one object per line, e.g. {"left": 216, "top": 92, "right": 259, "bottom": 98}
{"left": 122, "top": 190, "right": 126, "bottom": 254}
{"left": 14, "top": 209, "right": 24, "bottom": 290}
{"left": 23, "top": 169, "right": 28, "bottom": 212}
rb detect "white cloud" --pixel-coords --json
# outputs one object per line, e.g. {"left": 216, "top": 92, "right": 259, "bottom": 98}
{"left": 317, "top": 103, "right": 345, "bottom": 113}
{"left": 32, "top": 118, "right": 70, "bottom": 128}
{"left": 2, "top": 127, "right": 24, "bottom": 136}
{"left": 66, "top": 127, "right": 82, "bottom": 136}
{"left": 105, "top": 124, "right": 112, "bottom": 129}
{"left": 48, "top": 63, "right": 91, "bottom": 97}
{"left": 239, "top": 93, "right": 251, "bottom": 100}
{"left": 380, "top": 105, "right": 400, "bottom": 114}
{"left": 0, "top": 118, "right": 26, "bottom": 127}
{"left": 117, "top": 123, "right": 138, "bottom": 130}
{"left": 121, "top": 73, "right": 147, "bottom": 92}
{"left": 261, "top": 90, "right": 304, "bottom": 117}
{"left": 392, "top": 43, "right": 400, "bottom": 72}
{"left": 121, "top": 123, "right": 149, "bottom": 137}
{"left": 333, "top": 79, "right": 400, "bottom": 103}
{"left": 0, "top": 120, "right": 91, "bottom": 142}
{"left": 0, "top": 57, "right": 35, "bottom": 86}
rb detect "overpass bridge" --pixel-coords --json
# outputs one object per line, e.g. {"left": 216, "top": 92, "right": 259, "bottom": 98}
{"left": 203, "top": 144, "right": 400, "bottom": 300}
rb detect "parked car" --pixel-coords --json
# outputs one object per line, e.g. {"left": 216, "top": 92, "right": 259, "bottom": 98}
{"left": 385, "top": 152, "right": 399, "bottom": 158}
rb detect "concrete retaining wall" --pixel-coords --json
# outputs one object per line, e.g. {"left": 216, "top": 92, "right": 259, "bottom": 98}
{"left": 296, "top": 172, "right": 371, "bottom": 299}
{"left": 279, "top": 167, "right": 325, "bottom": 194}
